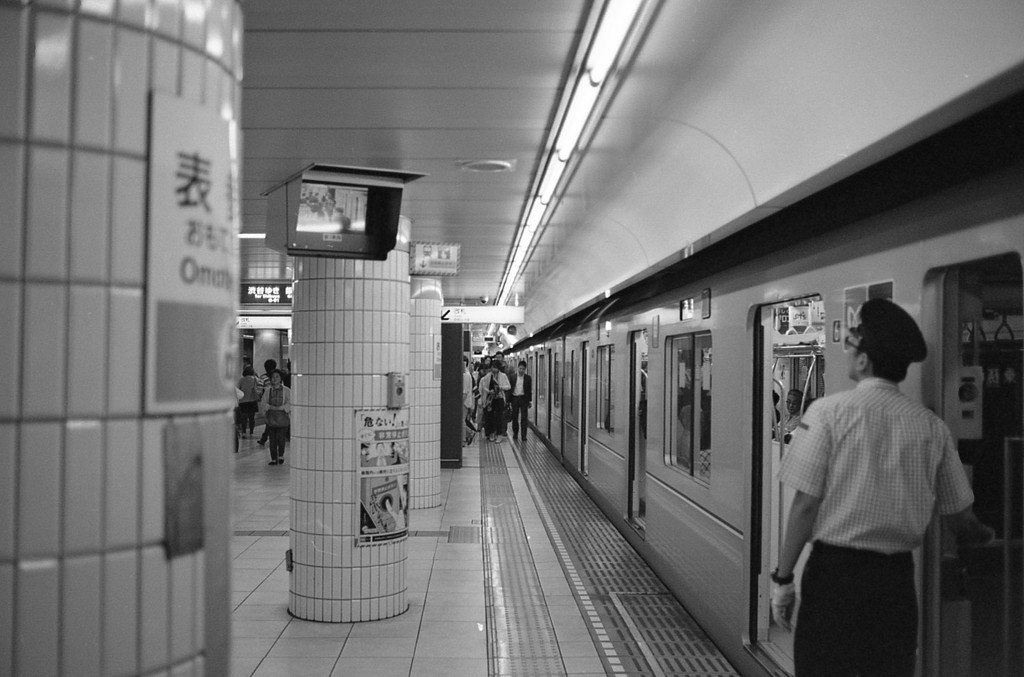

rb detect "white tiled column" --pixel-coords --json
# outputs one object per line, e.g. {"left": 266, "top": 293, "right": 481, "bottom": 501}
{"left": 409, "top": 278, "right": 442, "bottom": 508}
{"left": 288, "top": 230, "right": 411, "bottom": 622}
{"left": 0, "top": 2, "right": 242, "bottom": 676}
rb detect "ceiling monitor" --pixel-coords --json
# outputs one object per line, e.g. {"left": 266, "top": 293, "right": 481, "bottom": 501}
{"left": 263, "top": 164, "right": 425, "bottom": 260}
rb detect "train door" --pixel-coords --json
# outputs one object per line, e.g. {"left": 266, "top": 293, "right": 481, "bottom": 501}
{"left": 628, "top": 329, "right": 649, "bottom": 528}
{"left": 529, "top": 352, "right": 537, "bottom": 430}
{"left": 553, "top": 343, "right": 563, "bottom": 460}
{"left": 567, "top": 346, "right": 576, "bottom": 465}
{"left": 580, "top": 340, "right": 590, "bottom": 475}
{"left": 751, "top": 296, "right": 827, "bottom": 671}
{"left": 922, "top": 254, "right": 1022, "bottom": 677}
{"left": 537, "top": 349, "right": 548, "bottom": 438}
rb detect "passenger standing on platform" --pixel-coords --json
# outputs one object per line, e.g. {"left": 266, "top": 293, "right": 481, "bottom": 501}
{"left": 771, "top": 299, "right": 994, "bottom": 677}
{"left": 256, "top": 359, "right": 277, "bottom": 447}
{"left": 479, "top": 361, "right": 510, "bottom": 442}
{"left": 475, "top": 361, "right": 489, "bottom": 432}
{"left": 236, "top": 366, "right": 260, "bottom": 437}
{"left": 463, "top": 356, "right": 478, "bottom": 445}
{"left": 280, "top": 360, "right": 292, "bottom": 442}
{"left": 491, "top": 352, "right": 512, "bottom": 438}
{"left": 259, "top": 369, "right": 291, "bottom": 465}
{"left": 508, "top": 360, "right": 532, "bottom": 442}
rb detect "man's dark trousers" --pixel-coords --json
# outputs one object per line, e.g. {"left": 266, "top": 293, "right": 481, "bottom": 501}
{"left": 511, "top": 395, "right": 529, "bottom": 440}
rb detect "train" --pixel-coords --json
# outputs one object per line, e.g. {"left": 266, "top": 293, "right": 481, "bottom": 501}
{"left": 508, "top": 90, "right": 1024, "bottom": 676}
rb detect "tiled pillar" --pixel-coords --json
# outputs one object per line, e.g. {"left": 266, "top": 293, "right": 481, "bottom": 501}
{"left": 409, "top": 278, "right": 442, "bottom": 509}
{"left": 288, "top": 219, "right": 412, "bottom": 622}
{"left": 0, "top": 2, "right": 242, "bottom": 676}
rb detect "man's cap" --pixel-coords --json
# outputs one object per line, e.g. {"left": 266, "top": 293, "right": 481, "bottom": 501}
{"left": 856, "top": 298, "right": 927, "bottom": 366}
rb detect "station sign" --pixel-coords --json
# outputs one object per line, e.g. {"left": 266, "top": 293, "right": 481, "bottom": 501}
{"left": 241, "top": 280, "right": 293, "bottom": 305}
{"left": 440, "top": 305, "right": 524, "bottom": 324}
{"left": 410, "top": 242, "right": 460, "bottom": 276}
{"left": 145, "top": 93, "right": 237, "bottom": 414}
{"left": 237, "top": 316, "right": 292, "bottom": 330}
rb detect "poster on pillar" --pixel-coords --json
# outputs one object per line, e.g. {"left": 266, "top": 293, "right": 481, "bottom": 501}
{"left": 356, "top": 408, "right": 410, "bottom": 545}
{"left": 145, "top": 92, "right": 238, "bottom": 414}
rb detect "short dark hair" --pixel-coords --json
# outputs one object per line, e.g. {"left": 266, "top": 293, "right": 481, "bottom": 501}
{"left": 264, "top": 359, "right": 278, "bottom": 372}
{"left": 518, "top": 360, "right": 527, "bottom": 368}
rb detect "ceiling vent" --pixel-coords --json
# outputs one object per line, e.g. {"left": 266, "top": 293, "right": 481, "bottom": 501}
{"left": 459, "top": 159, "right": 516, "bottom": 173}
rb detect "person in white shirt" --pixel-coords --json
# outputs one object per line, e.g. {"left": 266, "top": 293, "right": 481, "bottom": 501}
{"left": 508, "top": 360, "right": 533, "bottom": 441}
{"left": 478, "top": 361, "right": 511, "bottom": 442}
{"left": 771, "top": 299, "right": 993, "bottom": 676}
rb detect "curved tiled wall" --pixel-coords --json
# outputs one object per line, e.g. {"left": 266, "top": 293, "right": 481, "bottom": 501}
{"left": 0, "top": 1, "right": 242, "bottom": 675}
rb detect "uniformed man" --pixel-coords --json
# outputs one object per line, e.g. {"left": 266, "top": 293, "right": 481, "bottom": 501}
{"left": 771, "top": 298, "right": 993, "bottom": 676}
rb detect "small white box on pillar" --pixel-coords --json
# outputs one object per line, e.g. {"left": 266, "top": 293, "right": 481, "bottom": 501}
{"left": 387, "top": 372, "right": 406, "bottom": 408}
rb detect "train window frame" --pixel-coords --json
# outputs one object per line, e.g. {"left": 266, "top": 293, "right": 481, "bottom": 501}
{"left": 553, "top": 348, "right": 561, "bottom": 410}
{"left": 596, "top": 343, "right": 615, "bottom": 433}
{"left": 664, "top": 330, "right": 712, "bottom": 484}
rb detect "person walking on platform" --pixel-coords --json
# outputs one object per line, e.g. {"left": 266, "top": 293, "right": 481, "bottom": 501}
{"left": 771, "top": 298, "right": 994, "bottom": 677}
{"left": 259, "top": 369, "right": 291, "bottom": 465}
{"left": 509, "top": 360, "right": 532, "bottom": 441}
{"left": 236, "top": 366, "right": 260, "bottom": 437}
{"left": 256, "top": 359, "right": 277, "bottom": 447}
{"left": 478, "top": 361, "right": 510, "bottom": 442}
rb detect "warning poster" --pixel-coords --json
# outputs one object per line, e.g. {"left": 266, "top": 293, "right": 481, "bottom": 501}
{"left": 355, "top": 408, "right": 409, "bottom": 545}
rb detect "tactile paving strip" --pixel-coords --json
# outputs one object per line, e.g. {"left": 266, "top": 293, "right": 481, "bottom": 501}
{"left": 480, "top": 442, "right": 567, "bottom": 676}
{"left": 514, "top": 438, "right": 738, "bottom": 676}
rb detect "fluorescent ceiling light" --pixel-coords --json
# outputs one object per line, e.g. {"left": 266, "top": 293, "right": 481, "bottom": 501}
{"left": 238, "top": 233, "right": 266, "bottom": 239}
{"left": 554, "top": 79, "right": 600, "bottom": 162}
{"left": 525, "top": 197, "right": 546, "bottom": 229}
{"left": 538, "top": 157, "right": 567, "bottom": 205}
{"left": 587, "top": 0, "right": 642, "bottom": 85}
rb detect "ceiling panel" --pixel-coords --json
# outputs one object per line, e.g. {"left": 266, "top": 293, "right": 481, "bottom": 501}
{"left": 240, "top": 1, "right": 589, "bottom": 313}
{"left": 242, "top": 88, "right": 554, "bottom": 129}
{"left": 243, "top": 33, "right": 576, "bottom": 89}
{"left": 243, "top": 0, "right": 586, "bottom": 32}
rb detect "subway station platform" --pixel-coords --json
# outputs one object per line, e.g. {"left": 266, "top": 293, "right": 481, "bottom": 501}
{"left": 229, "top": 429, "right": 739, "bottom": 677}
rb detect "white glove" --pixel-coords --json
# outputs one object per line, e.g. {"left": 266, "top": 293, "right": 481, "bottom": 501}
{"left": 770, "top": 581, "right": 796, "bottom": 632}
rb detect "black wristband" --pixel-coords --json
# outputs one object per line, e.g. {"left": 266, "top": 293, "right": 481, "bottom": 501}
{"left": 771, "top": 568, "right": 794, "bottom": 585}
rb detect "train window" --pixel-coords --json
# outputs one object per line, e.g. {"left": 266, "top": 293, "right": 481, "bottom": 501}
{"left": 537, "top": 352, "right": 547, "bottom": 402}
{"left": 553, "top": 352, "right": 561, "bottom": 409}
{"left": 567, "top": 349, "right": 576, "bottom": 419}
{"left": 597, "top": 344, "right": 615, "bottom": 432}
{"left": 665, "top": 332, "right": 712, "bottom": 483}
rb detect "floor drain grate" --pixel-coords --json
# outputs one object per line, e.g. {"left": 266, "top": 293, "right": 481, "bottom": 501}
{"left": 448, "top": 525, "right": 482, "bottom": 543}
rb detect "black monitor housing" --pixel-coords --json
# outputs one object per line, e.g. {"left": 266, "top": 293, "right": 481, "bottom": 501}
{"left": 263, "top": 164, "right": 424, "bottom": 260}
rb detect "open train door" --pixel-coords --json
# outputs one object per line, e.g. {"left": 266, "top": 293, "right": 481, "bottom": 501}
{"left": 922, "top": 253, "right": 1022, "bottom": 677}
{"left": 750, "top": 295, "right": 826, "bottom": 672}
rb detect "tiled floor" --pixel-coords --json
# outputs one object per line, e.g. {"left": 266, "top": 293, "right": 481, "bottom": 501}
{"left": 230, "top": 431, "right": 493, "bottom": 677}
{"left": 229, "top": 428, "right": 735, "bottom": 676}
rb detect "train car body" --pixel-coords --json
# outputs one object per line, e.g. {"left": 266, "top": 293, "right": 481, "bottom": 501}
{"left": 513, "top": 122, "right": 1024, "bottom": 674}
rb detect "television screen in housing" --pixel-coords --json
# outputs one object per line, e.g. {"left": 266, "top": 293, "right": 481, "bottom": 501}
{"left": 263, "top": 164, "right": 425, "bottom": 261}
{"left": 297, "top": 181, "right": 367, "bottom": 235}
